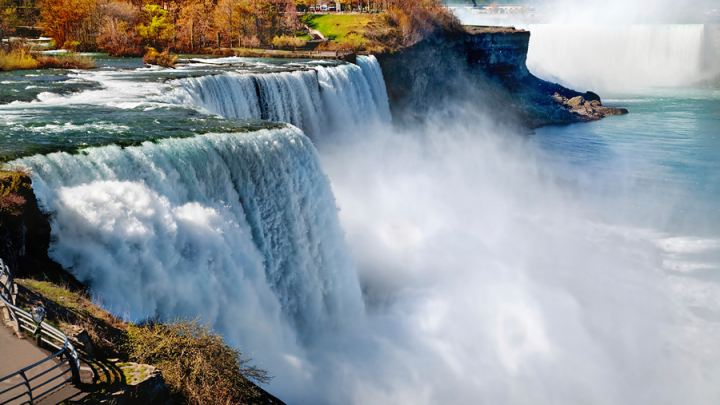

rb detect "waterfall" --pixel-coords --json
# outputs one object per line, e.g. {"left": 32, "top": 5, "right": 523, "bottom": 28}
{"left": 524, "top": 24, "right": 707, "bottom": 91}
{"left": 168, "top": 56, "right": 391, "bottom": 139}
{"left": 17, "top": 126, "right": 364, "bottom": 340}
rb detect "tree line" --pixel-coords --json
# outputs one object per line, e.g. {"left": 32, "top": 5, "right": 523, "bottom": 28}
{"left": 1, "top": 0, "right": 463, "bottom": 55}
{"left": 1, "top": 0, "right": 307, "bottom": 55}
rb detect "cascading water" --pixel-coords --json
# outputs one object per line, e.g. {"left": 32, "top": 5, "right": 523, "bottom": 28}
{"left": 17, "top": 127, "right": 364, "bottom": 340}
{"left": 168, "top": 56, "right": 390, "bottom": 139}
{"left": 524, "top": 24, "right": 708, "bottom": 91}
{"left": 5, "top": 38, "right": 720, "bottom": 404}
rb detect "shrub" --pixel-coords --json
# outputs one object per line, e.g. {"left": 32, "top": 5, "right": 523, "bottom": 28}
{"left": 36, "top": 53, "right": 96, "bottom": 69}
{"left": 125, "top": 318, "right": 270, "bottom": 405}
{"left": 380, "top": 0, "right": 463, "bottom": 47}
{"left": 271, "top": 35, "right": 307, "bottom": 49}
{"left": 143, "top": 47, "right": 178, "bottom": 68}
{"left": 62, "top": 40, "right": 81, "bottom": 51}
{"left": 234, "top": 48, "right": 264, "bottom": 57}
{"left": 0, "top": 48, "right": 39, "bottom": 71}
{"left": 239, "top": 36, "right": 261, "bottom": 48}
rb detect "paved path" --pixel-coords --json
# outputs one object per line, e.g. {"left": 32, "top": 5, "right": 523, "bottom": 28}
{"left": 0, "top": 323, "right": 83, "bottom": 404}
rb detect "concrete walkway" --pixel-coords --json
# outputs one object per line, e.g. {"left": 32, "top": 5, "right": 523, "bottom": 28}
{"left": 0, "top": 323, "right": 82, "bottom": 404}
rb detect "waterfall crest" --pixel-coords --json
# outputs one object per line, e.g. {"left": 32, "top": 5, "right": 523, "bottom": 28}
{"left": 169, "top": 56, "right": 391, "bottom": 138}
{"left": 18, "top": 127, "right": 364, "bottom": 338}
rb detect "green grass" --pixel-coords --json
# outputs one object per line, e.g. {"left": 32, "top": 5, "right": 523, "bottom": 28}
{"left": 300, "top": 14, "right": 377, "bottom": 41}
{"left": 295, "top": 31, "right": 313, "bottom": 41}
{"left": 21, "top": 279, "right": 84, "bottom": 310}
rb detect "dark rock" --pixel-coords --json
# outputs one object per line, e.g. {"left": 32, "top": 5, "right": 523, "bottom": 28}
{"left": 584, "top": 91, "right": 602, "bottom": 102}
{"left": 0, "top": 171, "right": 82, "bottom": 287}
{"left": 375, "top": 27, "right": 628, "bottom": 128}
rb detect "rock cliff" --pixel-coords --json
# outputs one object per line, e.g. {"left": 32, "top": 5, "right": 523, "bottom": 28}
{"left": 0, "top": 169, "right": 80, "bottom": 285}
{"left": 376, "top": 26, "right": 627, "bottom": 127}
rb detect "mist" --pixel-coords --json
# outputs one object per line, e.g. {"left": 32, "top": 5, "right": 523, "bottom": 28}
{"left": 456, "top": 0, "right": 720, "bottom": 91}
{"left": 289, "top": 92, "right": 720, "bottom": 403}
{"left": 14, "top": 49, "right": 720, "bottom": 404}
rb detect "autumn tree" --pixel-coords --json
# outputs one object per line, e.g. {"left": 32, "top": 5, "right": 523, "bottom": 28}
{"left": 177, "top": 0, "right": 214, "bottom": 51}
{"left": 134, "top": 4, "right": 174, "bottom": 50}
{"left": 213, "top": 0, "right": 244, "bottom": 47}
{"left": 98, "top": 0, "right": 142, "bottom": 55}
{"left": 280, "top": 0, "right": 299, "bottom": 35}
{"left": 0, "top": 5, "right": 20, "bottom": 48}
{"left": 40, "top": 0, "right": 97, "bottom": 48}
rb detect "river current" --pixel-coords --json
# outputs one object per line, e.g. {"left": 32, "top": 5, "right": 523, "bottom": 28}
{"left": 1, "top": 31, "right": 719, "bottom": 405}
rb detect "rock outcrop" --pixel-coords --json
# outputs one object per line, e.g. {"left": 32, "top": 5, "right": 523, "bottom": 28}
{"left": 0, "top": 169, "right": 83, "bottom": 286}
{"left": 375, "top": 26, "right": 628, "bottom": 128}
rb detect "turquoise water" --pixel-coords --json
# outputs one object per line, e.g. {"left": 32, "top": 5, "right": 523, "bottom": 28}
{"left": 532, "top": 87, "right": 720, "bottom": 237}
{"left": 3, "top": 54, "right": 720, "bottom": 403}
{"left": 0, "top": 56, "right": 343, "bottom": 160}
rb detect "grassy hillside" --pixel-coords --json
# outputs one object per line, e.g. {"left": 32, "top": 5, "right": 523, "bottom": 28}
{"left": 301, "top": 14, "right": 377, "bottom": 41}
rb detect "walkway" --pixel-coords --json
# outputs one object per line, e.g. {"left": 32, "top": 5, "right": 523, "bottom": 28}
{"left": 1, "top": 323, "right": 85, "bottom": 404}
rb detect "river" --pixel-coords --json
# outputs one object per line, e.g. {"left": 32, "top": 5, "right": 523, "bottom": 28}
{"left": 1, "top": 25, "right": 719, "bottom": 404}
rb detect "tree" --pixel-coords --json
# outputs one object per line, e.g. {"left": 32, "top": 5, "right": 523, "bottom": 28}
{"left": 134, "top": 4, "right": 174, "bottom": 50}
{"left": 97, "top": 0, "right": 142, "bottom": 55}
{"left": 0, "top": 6, "right": 21, "bottom": 49}
{"left": 40, "top": 0, "right": 97, "bottom": 48}
{"left": 176, "top": 0, "right": 214, "bottom": 51}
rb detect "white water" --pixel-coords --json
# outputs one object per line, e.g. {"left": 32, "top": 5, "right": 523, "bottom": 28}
{"left": 524, "top": 24, "right": 709, "bottom": 92}
{"left": 168, "top": 56, "right": 391, "bottom": 139}
{"left": 10, "top": 50, "right": 720, "bottom": 404}
{"left": 18, "top": 128, "right": 364, "bottom": 342}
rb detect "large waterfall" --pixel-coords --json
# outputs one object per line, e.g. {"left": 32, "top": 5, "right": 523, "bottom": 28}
{"left": 7, "top": 42, "right": 720, "bottom": 404}
{"left": 168, "top": 56, "right": 391, "bottom": 139}
{"left": 524, "top": 24, "right": 708, "bottom": 91}
{"left": 18, "top": 127, "right": 364, "bottom": 341}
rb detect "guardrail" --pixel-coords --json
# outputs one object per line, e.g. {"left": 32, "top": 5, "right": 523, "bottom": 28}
{"left": 0, "top": 258, "right": 80, "bottom": 405}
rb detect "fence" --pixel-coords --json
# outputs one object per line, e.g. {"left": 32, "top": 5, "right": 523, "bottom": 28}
{"left": 0, "top": 258, "right": 80, "bottom": 405}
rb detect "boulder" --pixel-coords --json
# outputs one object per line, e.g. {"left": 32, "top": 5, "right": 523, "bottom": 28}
{"left": 566, "top": 96, "right": 585, "bottom": 107}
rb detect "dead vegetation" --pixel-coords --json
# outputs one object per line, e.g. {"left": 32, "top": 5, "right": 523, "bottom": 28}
{"left": 0, "top": 46, "right": 95, "bottom": 71}
{"left": 126, "top": 318, "right": 271, "bottom": 405}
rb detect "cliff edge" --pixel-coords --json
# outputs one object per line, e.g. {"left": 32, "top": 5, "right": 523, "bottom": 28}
{"left": 376, "top": 26, "right": 628, "bottom": 128}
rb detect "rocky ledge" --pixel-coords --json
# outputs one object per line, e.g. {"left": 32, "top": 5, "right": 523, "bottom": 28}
{"left": 553, "top": 93, "right": 629, "bottom": 120}
{"left": 376, "top": 26, "right": 628, "bottom": 128}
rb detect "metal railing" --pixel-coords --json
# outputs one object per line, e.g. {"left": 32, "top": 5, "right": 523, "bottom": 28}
{"left": 0, "top": 259, "right": 80, "bottom": 405}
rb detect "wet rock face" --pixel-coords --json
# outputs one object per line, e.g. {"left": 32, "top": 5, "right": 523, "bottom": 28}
{"left": 376, "top": 27, "right": 627, "bottom": 127}
{"left": 0, "top": 171, "right": 78, "bottom": 284}
{"left": 0, "top": 172, "right": 48, "bottom": 276}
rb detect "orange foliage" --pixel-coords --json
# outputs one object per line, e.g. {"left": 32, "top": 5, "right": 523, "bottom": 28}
{"left": 40, "top": 0, "right": 98, "bottom": 49}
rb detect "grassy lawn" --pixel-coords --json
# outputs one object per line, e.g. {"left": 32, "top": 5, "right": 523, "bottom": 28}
{"left": 300, "top": 14, "right": 378, "bottom": 41}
